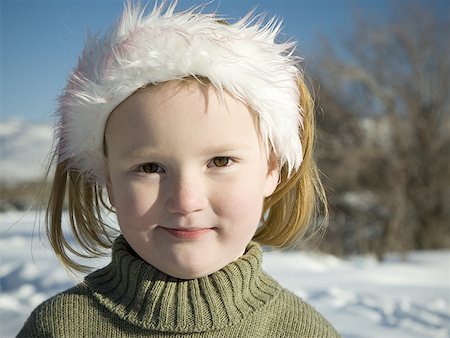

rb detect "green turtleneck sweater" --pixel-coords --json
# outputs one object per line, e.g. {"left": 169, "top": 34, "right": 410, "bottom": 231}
{"left": 18, "top": 236, "right": 340, "bottom": 337}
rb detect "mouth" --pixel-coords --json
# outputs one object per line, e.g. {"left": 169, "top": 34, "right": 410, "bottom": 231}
{"left": 160, "top": 227, "right": 213, "bottom": 240}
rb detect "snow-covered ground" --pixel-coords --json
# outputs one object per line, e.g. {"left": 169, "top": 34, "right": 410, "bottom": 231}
{"left": 0, "top": 119, "right": 53, "bottom": 183}
{"left": 1, "top": 211, "right": 449, "bottom": 338}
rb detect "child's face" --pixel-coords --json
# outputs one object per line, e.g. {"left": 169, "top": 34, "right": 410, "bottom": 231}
{"left": 105, "top": 81, "right": 279, "bottom": 279}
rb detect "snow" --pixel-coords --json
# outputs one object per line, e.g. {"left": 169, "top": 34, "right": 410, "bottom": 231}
{"left": 0, "top": 119, "right": 53, "bottom": 183}
{"left": 1, "top": 211, "right": 449, "bottom": 338}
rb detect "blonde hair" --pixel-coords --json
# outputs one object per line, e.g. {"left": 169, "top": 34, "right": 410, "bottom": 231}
{"left": 46, "top": 77, "right": 327, "bottom": 273}
{"left": 256, "top": 79, "right": 327, "bottom": 248}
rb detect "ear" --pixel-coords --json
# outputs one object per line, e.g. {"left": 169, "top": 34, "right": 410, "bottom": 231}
{"left": 263, "top": 154, "right": 280, "bottom": 197}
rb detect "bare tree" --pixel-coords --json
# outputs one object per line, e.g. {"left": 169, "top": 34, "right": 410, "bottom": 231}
{"left": 314, "top": 4, "right": 450, "bottom": 258}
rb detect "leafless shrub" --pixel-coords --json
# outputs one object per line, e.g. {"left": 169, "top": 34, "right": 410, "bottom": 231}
{"left": 314, "top": 4, "right": 450, "bottom": 258}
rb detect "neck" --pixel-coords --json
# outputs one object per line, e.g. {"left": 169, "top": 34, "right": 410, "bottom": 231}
{"left": 85, "top": 235, "right": 282, "bottom": 332}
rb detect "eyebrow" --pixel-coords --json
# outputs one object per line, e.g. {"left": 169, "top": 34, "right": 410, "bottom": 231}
{"left": 120, "top": 148, "right": 160, "bottom": 161}
{"left": 202, "top": 145, "right": 251, "bottom": 154}
{"left": 121, "top": 144, "right": 251, "bottom": 161}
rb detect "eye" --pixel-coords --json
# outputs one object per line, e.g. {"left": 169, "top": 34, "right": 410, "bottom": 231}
{"left": 208, "top": 157, "right": 233, "bottom": 168}
{"left": 138, "top": 163, "right": 165, "bottom": 174}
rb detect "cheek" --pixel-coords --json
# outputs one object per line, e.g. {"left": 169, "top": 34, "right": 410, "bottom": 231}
{"left": 112, "top": 179, "right": 161, "bottom": 227}
{"left": 213, "top": 177, "right": 265, "bottom": 229}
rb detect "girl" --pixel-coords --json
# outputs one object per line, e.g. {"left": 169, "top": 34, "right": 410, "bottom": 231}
{"left": 18, "top": 1, "right": 340, "bottom": 337}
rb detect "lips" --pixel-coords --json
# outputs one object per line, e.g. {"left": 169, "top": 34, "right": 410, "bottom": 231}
{"left": 161, "top": 227, "right": 213, "bottom": 240}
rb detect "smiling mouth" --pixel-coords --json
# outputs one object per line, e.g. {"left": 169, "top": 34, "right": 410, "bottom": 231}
{"left": 161, "top": 227, "right": 213, "bottom": 240}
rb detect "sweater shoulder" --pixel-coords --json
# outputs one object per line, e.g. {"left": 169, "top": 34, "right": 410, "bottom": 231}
{"left": 258, "top": 288, "right": 341, "bottom": 338}
{"left": 17, "top": 283, "right": 95, "bottom": 338}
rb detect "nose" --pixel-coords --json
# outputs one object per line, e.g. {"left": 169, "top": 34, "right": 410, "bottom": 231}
{"left": 165, "top": 173, "right": 207, "bottom": 215}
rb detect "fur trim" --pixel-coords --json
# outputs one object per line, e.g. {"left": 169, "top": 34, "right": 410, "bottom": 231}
{"left": 57, "top": 1, "right": 303, "bottom": 182}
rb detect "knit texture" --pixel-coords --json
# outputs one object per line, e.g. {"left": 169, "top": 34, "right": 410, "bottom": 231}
{"left": 18, "top": 236, "right": 341, "bottom": 337}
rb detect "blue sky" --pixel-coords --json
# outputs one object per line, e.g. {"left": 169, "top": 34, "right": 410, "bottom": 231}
{"left": 1, "top": 0, "right": 447, "bottom": 122}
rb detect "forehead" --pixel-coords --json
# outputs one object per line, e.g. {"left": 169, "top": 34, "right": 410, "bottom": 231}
{"left": 104, "top": 80, "right": 263, "bottom": 155}
{"left": 107, "top": 79, "right": 258, "bottom": 126}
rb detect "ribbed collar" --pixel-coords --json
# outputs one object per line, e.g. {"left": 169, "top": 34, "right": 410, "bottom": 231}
{"left": 85, "top": 235, "right": 281, "bottom": 333}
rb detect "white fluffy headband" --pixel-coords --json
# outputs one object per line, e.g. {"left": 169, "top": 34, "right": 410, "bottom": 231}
{"left": 57, "top": 0, "right": 303, "bottom": 182}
